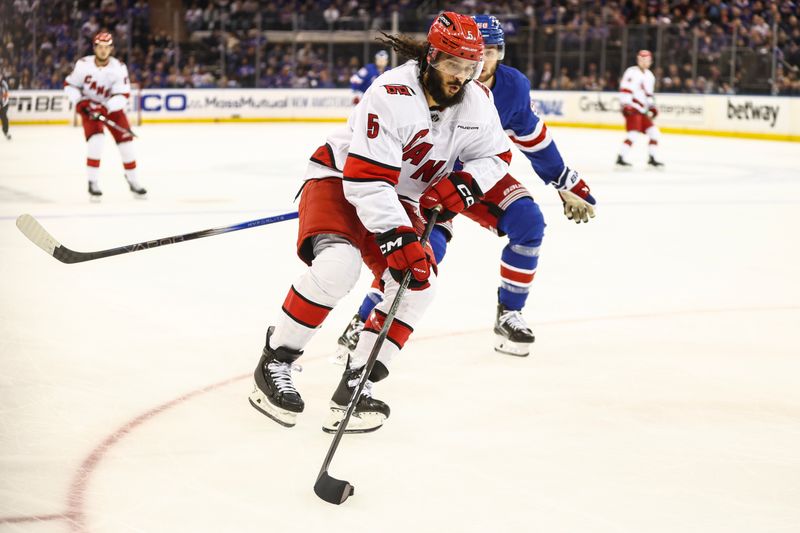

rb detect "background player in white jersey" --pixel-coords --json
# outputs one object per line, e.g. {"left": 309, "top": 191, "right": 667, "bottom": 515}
{"left": 350, "top": 50, "right": 390, "bottom": 105}
{"left": 64, "top": 32, "right": 147, "bottom": 199}
{"left": 0, "top": 74, "right": 10, "bottom": 140}
{"left": 616, "top": 49, "right": 664, "bottom": 168}
{"left": 249, "top": 12, "right": 511, "bottom": 433}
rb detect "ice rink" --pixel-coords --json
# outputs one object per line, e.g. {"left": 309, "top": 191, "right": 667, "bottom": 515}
{"left": 1, "top": 122, "right": 799, "bottom": 533}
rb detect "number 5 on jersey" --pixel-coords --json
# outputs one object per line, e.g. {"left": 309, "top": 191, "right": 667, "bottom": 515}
{"left": 367, "top": 113, "right": 380, "bottom": 139}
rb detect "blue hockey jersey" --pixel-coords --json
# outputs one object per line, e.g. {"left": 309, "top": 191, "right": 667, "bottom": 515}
{"left": 350, "top": 63, "right": 390, "bottom": 94}
{"left": 491, "top": 64, "right": 565, "bottom": 184}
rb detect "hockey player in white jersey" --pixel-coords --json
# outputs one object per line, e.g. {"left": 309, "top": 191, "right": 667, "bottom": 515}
{"left": 249, "top": 12, "right": 512, "bottom": 432}
{"left": 616, "top": 50, "right": 664, "bottom": 168}
{"left": 64, "top": 32, "right": 147, "bottom": 199}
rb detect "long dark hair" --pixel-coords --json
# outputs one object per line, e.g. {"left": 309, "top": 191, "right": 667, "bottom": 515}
{"left": 377, "top": 32, "right": 429, "bottom": 69}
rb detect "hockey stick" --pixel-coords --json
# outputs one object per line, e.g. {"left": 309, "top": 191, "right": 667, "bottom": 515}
{"left": 314, "top": 207, "right": 441, "bottom": 505}
{"left": 91, "top": 112, "right": 137, "bottom": 138}
{"left": 15, "top": 211, "right": 299, "bottom": 264}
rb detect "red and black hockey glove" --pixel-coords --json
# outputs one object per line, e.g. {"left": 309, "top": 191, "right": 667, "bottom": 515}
{"left": 76, "top": 100, "right": 108, "bottom": 119}
{"left": 649, "top": 106, "right": 659, "bottom": 119}
{"left": 376, "top": 226, "right": 436, "bottom": 290}
{"left": 419, "top": 171, "right": 482, "bottom": 222}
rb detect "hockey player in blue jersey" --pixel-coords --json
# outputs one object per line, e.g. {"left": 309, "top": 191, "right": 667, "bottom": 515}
{"left": 349, "top": 50, "right": 390, "bottom": 105}
{"left": 335, "top": 15, "right": 596, "bottom": 357}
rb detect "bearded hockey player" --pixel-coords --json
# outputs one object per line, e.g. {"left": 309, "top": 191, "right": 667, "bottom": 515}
{"left": 249, "top": 12, "right": 513, "bottom": 433}
{"left": 64, "top": 32, "right": 147, "bottom": 199}
{"left": 335, "top": 14, "right": 597, "bottom": 359}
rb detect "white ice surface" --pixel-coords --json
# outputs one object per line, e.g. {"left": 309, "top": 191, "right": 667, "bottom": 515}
{"left": 1, "top": 123, "right": 799, "bottom": 533}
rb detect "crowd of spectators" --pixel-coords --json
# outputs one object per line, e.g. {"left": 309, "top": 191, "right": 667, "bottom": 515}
{"left": 1, "top": 0, "right": 798, "bottom": 95}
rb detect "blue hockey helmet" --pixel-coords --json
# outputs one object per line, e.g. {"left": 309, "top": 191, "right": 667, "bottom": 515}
{"left": 472, "top": 15, "right": 505, "bottom": 60}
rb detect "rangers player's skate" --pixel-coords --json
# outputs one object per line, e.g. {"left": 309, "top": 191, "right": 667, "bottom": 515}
{"left": 494, "top": 303, "right": 535, "bottom": 356}
{"left": 323, "top": 359, "right": 390, "bottom": 434}
{"left": 647, "top": 156, "right": 665, "bottom": 169}
{"left": 249, "top": 326, "right": 304, "bottom": 427}
{"left": 88, "top": 181, "right": 103, "bottom": 201}
{"left": 615, "top": 155, "right": 632, "bottom": 168}
{"left": 332, "top": 313, "right": 364, "bottom": 365}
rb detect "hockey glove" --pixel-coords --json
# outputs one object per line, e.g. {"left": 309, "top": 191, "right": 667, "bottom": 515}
{"left": 419, "top": 171, "right": 482, "bottom": 222}
{"left": 376, "top": 226, "right": 436, "bottom": 290}
{"left": 649, "top": 106, "right": 659, "bottom": 119}
{"left": 554, "top": 167, "right": 596, "bottom": 224}
{"left": 76, "top": 100, "right": 108, "bottom": 119}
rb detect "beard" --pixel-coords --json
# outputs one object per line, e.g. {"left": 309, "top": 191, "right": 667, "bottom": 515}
{"left": 423, "top": 67, "right": 468, "bottom": 109}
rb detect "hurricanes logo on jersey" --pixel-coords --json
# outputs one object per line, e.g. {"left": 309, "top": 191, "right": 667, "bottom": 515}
{"left": 382, "top": 84, "right": 415, "bottom": 96}
{"left": 402, "top": 129, "right": 448, "bottom": 183}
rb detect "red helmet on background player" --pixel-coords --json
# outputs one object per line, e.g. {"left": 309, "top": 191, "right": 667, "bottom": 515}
{"left": 426, "top": 12, "right": 484, "bottom": 81}
{"left": 93, "top": 32, "right": 114, "bottom": 46}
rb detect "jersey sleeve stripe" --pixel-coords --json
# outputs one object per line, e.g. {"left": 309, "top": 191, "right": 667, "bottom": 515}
{"left": 495, "top": 150, "right": 513, "bottom": 165}
{"left": 343, "top": 153, "right": 401, "bottom": 185}
{"left": 309, "top": 143, "right": 339, "bottom": 171}
{"left": 620, "top": 88, "right": 633, "bottom": 94}
{"left": 510, "top": 123, "right": 548, "bottom": 148}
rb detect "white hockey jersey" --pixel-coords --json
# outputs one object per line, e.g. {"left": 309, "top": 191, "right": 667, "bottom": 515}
{"left": 64, "top": 56, "right": 131, "bottom": 113}
{"left": 619, "top": 66, "right": 655, "bottom": 114}
{"left": 304, "top": 61, "right": 512, "bottom": 235}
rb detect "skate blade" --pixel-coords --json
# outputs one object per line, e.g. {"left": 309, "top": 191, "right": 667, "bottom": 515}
{"left": 328, "top": 345, "right": 349, "bottom": 366}
{"left": 494, "top": 335, "right": 532, "bottom": 357}
{"left": 248, "top": 386, "right": 298, "bottom": 428}
{"left": 322, "top": 406, "right": 386, "bottom": 434}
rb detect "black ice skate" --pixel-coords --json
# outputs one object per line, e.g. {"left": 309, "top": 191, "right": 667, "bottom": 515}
{"left": 126, "top": 178, "right": 147, "bottom": 198}
{"left": 88, "top": 181, "right": 103, "bottom": 201}
{"left": 322, "top": 359, "right": 390, "bottom": 434}
{"left": 615, "top": 155, "right": 632, "bottom": 168}
{"left": 647, "top": 156, "right": 665, "bottom": 169}
{"left": 332, "top": 313, "right": 364, "bottom": 365}
{"left": 494, "top": 303, "right": 535, "bottom": 357}
{"left": 248, "top": 326, "right": 305, "bottom": 427}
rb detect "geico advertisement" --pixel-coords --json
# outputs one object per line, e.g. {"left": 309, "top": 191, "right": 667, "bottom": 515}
{"left": 532, "top": 91, "right": 706, "bottom": 125}
{"left": 139, "top": 89, "right": 352, "bottom": 118}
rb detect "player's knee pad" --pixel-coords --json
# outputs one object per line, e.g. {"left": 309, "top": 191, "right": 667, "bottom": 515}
{"left": 499, "top": 198, "right": 545, "bottom": 249}
{"left": 308, "top": 237, "right": 361, "bottom": 302}
{"left": 87, "top": 133, "right": 104, "bottom": 158}
{"left": 645, "top": 126, "right": 661, "bottom": 142}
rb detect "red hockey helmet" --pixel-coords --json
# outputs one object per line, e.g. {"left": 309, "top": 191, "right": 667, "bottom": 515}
{"left": 427, "top": 12, "right": 484, "bottom": 80}
{"left": 93, "top": 32, "right": 114, "bottom": 46}
{"left": 428, "top": 12, "right": 483, "bottom": 61}
{"left": 637, "top": 49, "right": 652, "bottom": 59}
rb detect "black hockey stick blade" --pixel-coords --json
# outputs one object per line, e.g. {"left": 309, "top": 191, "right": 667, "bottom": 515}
{"left": 314, "top": 470, "right": 354, "bottom": 505}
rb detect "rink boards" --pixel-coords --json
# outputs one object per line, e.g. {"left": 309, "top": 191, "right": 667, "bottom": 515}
{"left": 5, "top": 88, "right": 800, "bottom": 142}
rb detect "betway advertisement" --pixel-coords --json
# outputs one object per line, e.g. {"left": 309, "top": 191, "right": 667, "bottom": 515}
{"left": 6, "top": 88, "right": 799, "bottom": 140}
